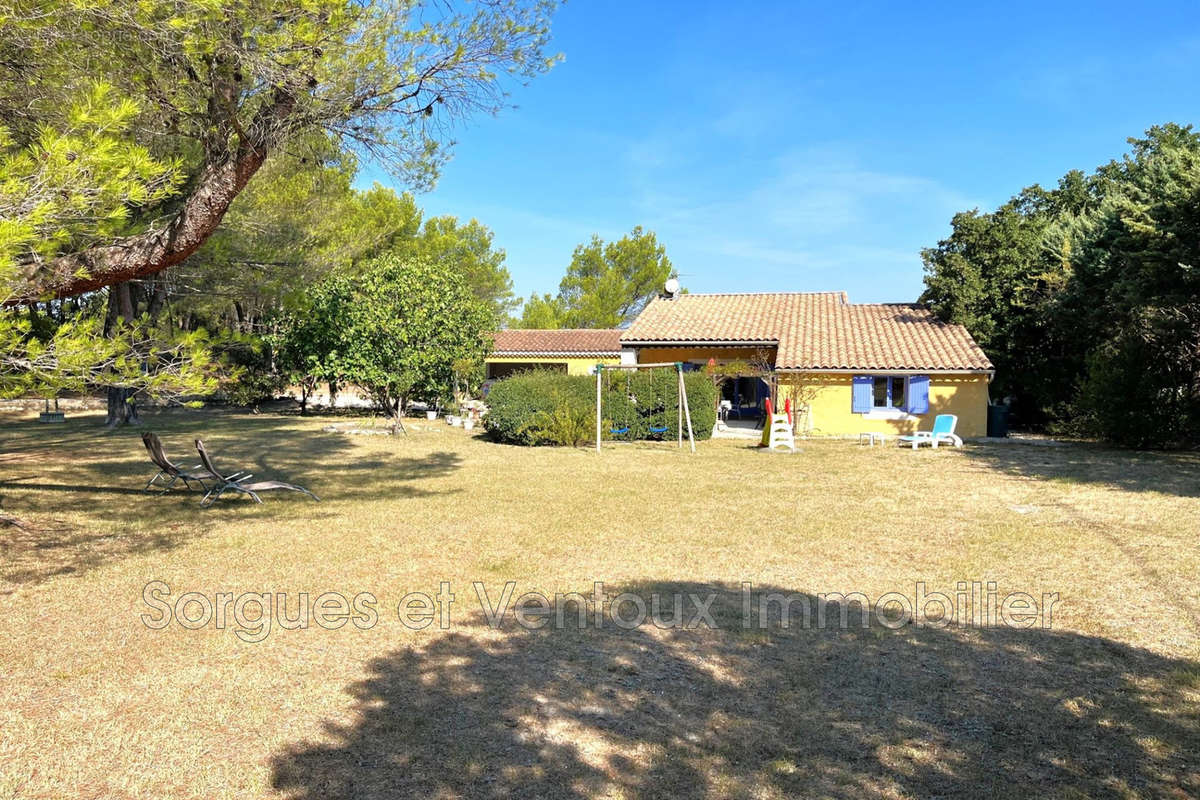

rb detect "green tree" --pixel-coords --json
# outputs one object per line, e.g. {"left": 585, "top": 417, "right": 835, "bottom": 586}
{"left": 2, "top": 0, "right": 558, "bottom": 302}
{"left": 273, "top": 277, "right": 356, "bottom": 413}
{"left": 341, "top": 186, "right": 517, "bottom": 320}
{"left": 340, "top": 184, "right": 425, "bottom": 265}
{"left": 413, "top": 216, "right": 516, "bottom": 321}
{"left": 921, "top": 122, "right": 1200, "bottom": 447}
{"left": 174, "top": 136, "right": 361, "bottom": 333}
{"left": 516, "top": 292, "right": 568, "bottom": 328}
{"left": 1062, "top": 125, "right": 1200, "bottom": 446}
{"left": 517, "top": 226, "right": 676, "bottom": 328}
{"left": 289, "top": 255, "right": 492, "bottom": 428}
{"left": 919, "top": 187, "right": 1071, "bottom": 423}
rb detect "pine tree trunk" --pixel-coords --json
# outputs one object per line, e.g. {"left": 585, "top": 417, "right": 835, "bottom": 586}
{"left": 103, "top": 282, "right": 142, "bottom": 428}
{"left": 106, "top": 387, "right": 140, "bottom": 428}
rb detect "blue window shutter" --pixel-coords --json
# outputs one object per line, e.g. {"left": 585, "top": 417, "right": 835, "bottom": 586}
{"left": 851, "top": 376, "right": 872, "bottom": 413}
{"left": 907, "top": 375, "right": 930, "bottom": 414}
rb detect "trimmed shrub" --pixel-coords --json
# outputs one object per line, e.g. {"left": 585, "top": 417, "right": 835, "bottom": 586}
{"left": 522, "top": 397, "right": 594, "bottom": 446}
{"left": 682, "top": 372, "right": 717, "bottom": 439}
{"left": 483, "top": 370, "right": 593, "bottom": 445}
{"left": 484, "top": 368, "right": 717, "bottom": 446}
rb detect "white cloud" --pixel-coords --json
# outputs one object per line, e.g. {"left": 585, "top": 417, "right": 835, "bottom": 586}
{"left": 620, "top": 141, "right": 981, "bottom": 298}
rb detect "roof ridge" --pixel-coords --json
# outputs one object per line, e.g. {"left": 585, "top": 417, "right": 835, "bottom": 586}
{"left": 495, "top": 327, "right": 623, "bottom": 333}
{"left": 661, "top": 291, "right": 847, "bottom": 297}
{"left": 621, "top": 289, "right": 992, "bottom": 371}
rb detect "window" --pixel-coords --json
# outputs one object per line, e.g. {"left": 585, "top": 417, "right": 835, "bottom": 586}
{"left": 853, "top": 374, "right": 929, "bottom": 415}
{"left": 872, "top": 376, "right": 906, "bottom": 409}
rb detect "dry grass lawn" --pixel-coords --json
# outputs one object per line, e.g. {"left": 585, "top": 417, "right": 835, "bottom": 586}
{"left": 1, "top": 408, "right": 1198, "bottom": 799}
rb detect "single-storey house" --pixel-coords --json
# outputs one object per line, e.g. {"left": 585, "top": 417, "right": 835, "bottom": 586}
{"left": 485, "top": 329, "right": 622, "bottom": 379}
{"left": 618, "top": 291, "right": 994, "bottom": 438}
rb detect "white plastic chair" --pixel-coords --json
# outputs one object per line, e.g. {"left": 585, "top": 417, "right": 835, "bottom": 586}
{"left": 899, "top": 414, "right": 962, "bottom": 449}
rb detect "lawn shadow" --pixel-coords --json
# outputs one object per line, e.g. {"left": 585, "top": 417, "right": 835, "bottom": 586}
{"left": 0, "top": 410, "right": 466, "bottom": 588}
{"left": 964, "top": 441, "right": 1200, "bottom": 498}
{"left": 271, "top": 582, "right": 1200, "bottom": 799}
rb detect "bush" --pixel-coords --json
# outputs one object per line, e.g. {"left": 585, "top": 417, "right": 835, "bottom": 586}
{"left": 484, "top": 368, "right": 716, "bottom": 446}
{"left": 521, "top": 395, "right": 594, "bottom": 446}
{"left": 683, "top": 372, "right": 717, "bottom": 439}
{"left": 483, "top": 370, "right": 593, "bottom": 445}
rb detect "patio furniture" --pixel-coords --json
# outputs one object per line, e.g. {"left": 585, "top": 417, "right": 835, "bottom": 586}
{"left": 141, "top": 432, "right": 216, "bottom": 492}
{"left": 899, "top": 414, "right": 963, "bottom": 449}
{"left": 194, "top": 438, "right": 319, "bottom": 507}
{"left": 858, "top": 432, "right": 887, "bottom": 447}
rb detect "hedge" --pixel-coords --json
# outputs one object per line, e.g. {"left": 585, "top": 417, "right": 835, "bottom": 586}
{"left": 483, "top": 370, "right": 594, "bottom": 445}
{"left": 484, "top": 368, "right": 716, "bottom": 446}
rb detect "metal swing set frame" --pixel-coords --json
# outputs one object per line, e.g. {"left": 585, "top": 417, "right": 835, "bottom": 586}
{"left": 594, "top": 362, "right": 696, "bottom": 454}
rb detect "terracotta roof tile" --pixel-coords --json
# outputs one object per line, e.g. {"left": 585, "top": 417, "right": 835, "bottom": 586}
{"left": 491, "top": 329, "right": 623, "bottom": 356}
{"left": 621, "top": 293, "right": 992, "bottom": 371}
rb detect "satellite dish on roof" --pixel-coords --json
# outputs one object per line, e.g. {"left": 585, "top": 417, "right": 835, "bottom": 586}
{"left": 664, "top": 277, "right": 680, "bottom": 297}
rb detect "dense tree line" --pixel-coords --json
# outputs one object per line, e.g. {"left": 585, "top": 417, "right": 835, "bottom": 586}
{"left": 921, "top": 124, "right": 1200, "bottom": 448}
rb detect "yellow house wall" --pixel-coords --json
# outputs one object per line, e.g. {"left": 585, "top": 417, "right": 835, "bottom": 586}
{"left": 485, "top": 355, "right": 619, "bottom": 376}
{"left": 635, "top": 346, "right": 777, "bottom": 365}
{"left": 780, "top": 373, "right": 991, "bottom": 438}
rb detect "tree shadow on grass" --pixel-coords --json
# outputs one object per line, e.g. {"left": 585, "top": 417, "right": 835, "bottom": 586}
{"left": 271, "top": 582, "right": 1200, "bottom": 799}
{"left": 963, "top": 442, "right": 1200, "bottom": 498}
{"left": 0, "top": 410, "right": 466, "bottom": 589}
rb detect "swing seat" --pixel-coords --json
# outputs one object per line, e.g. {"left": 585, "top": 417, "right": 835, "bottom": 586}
{"left": 649, "top": 425, "right": 668, "bottom": 434}
{"left": 610, "top": 426, "right": 630, "bottom": 435}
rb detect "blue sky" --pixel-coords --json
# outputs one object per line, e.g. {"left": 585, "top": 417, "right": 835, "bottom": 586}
{"left": 360, "top": 1, "right": 1200, "bottom": 305}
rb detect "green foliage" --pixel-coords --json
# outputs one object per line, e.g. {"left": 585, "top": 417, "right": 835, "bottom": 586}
{"left": 6, "top": 0, "right": 559, "bottom": 187}
{"left": 922, "top": 123, "right": 1200, "bottom": 447}
{"left": 277, "top": 254, "right": 492, "bottom": 421}
{"left": 2, "top": 0, "right": 559, "bottom": 300}
{"left": 351, "top": 186, "right": 517, "bottom": 323}
{"left": 0, "top": 313, "right": 218, "bottom": 401}
{"left": 216, "top": 334, "right": 286, "bottom": 407}
{"left": 182, "top": 166, "right": 516, "bottom": 332}
{"left": 1074, "top": 308, "right": 1200, "bottom": 448}
{"left": 920, "top": 186, "right": 1072, "bottom": 423}
{"left": 599, "top": 370, "right": 717, "bottom": 442}
{"left": 682, "top": 373, "right": 718, "bottom": 438}
{"left": 0, "top": 0, "right": 551, "bottom": 406}
{"left": 483, "top": 369, "right": 715, "bottom": 446}
{"left": 483, "top": 370, "right": 594, "bottom": 445}
{"left": 272, "top": 277, "right": 355, "bottom": 406}
{"left": 0, "top": 84, "right": 181, "bottom": 296}
{"left": 516, "top": 226, "right": 676, "bottom": 328}
{"left": 179, "top": 137, "right": 361, "bottom": 325}
{"left": 517, "top": 292, "right": 569, "bottom": 329}
{"left": 521, "top": 394, "right": 595, "bottom": 447}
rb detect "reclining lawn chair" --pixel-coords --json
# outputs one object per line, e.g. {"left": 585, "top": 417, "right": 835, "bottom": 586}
{"left": 142, "top": 432, "right": 216, "bottom": 493}
{"left": 194, "top": 439, "right": 319, "bottom": 507}
{"left": 899, "top": 414, "right": 963, "bottom": 449}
